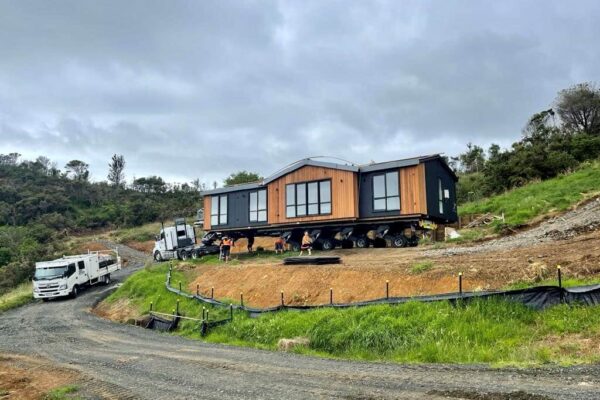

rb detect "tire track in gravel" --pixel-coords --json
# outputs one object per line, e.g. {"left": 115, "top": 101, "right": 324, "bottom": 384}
{"left": 1, "top": 242, "right": 600, "bottom": 399}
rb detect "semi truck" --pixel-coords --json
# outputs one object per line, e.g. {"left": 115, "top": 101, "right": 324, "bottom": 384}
{"left": 198, "top": 154, "right": 458, "bottom": 250}
{"left": 33, "top": 250, "right": 121, "bottom": 300}
{"left": 153, "top": 218, "right": 220, "bottom": 261}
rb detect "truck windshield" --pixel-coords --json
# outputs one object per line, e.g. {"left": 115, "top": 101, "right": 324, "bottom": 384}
{"left": 34, "top": 265, "right": 68, "bottom": 281}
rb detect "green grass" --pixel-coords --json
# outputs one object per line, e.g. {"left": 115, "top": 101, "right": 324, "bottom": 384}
{"left": 410, "top": 261, "right": 434, "bottom": 274}
{"left": 459, "top": 160, "right": 600, "bottom": 227}
{"left": 105, "top": 264, "right": 600, "bottom": 366}
{"left": 0, "top": 282, "right": 33, "bottom": 313}
{"left": 43, "top": 385, "right": 80, "bottom": 400}
{"left": 0, "top": 389, "right": 8, "bottom": 397}
{"left": 109, "top": 222, "right": 162, "bottom": 244}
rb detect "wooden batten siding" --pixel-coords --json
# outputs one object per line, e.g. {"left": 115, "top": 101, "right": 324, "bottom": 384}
{"left": 399, "top": 164, "right": 427, "bottom": 215}
{"left": 267, "top": 165, "right": 358, "bottom": 224}
{"left": 203, "top": 196, "right": 211, "bottom": 230}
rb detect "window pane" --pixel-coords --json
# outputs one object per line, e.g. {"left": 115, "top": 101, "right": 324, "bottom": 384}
{"left": 297, "top": 204, "right": 307, "bottom": 216}
{"left": 387, "top": 196, "right": 400, "bottom": 211}
{"left": 220, "top": 195, "right": 227, "bottom": 212}
{"left": 297, "top": 183, "right": 306, "bottom": 205}
{"left": 374, "top": 198, "right": 386, "bottom": 210}
{"left": 249, "top": 192, "right": 257, "bottom": 211}
{"left": 211, "top": 196, "right": 219, "bottom": 214}
{"left": 258, "top": 190, "right": 267, "bottom": 210}
{"left": 258, "top": 210, "right": 267, "bottom": 221}
{"left": 386, "top": 172, "right": 399, "bottom": 196}
{"left": 308, "top": 182, "right": 318, "bottom": 203}
{"left": 320, "top": 202, "right": 331, "bottom": 214}
{"left": 286, "top": 185, "right": 295, "bottom": 205}
{"left": 249, "top": 211, "right": 257, "bottom": 222}
{"left": 320, "top": 181, "right": 331, "bottom": 202}
{"left": 286, "top": 206, "right": 296, "bottom": 218}
{"left": 220, "top": 214, "right": 227, "bottom": 225}
{"left": 308, "top": 204, "right": 319, "bottom": 215}
{"left": 211, "top": 216, "right": 218, "bottom": 225}
{"left": 373, "top": 175, "right": 385, "bottom": 198}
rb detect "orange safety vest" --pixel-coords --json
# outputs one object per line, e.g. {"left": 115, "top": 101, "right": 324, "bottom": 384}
{"left": 222, "top": 238, "right": 233, "bottom": 246}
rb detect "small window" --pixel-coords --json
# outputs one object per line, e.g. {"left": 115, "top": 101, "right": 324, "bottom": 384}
{"left": 438, "top": 178, "right": 444, "bottom": 214}
{"left": 373, "top": 171, "right": 400, "bottom": 211}
{"left": 285, "top": 179, "right": 332, "bottom": 217}
{"left": 210, "top": 195, "right": 228, "bottom": 225}
{"left": 249, "top": 189, "right": 267, "bottom": 222}
{"left": 286, "top": 184, "right": 296, "bottom": 218}
{"left": 68, "top": 263, "right": 76, "bottom": 275}
{"left": 78, "top": 261, "right": 85, "bottom": 270}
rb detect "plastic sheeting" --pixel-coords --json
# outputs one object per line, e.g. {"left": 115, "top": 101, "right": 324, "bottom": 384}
{"left": 145, "top": 314, "right": 180, "bottom": 332}
{"left": 283, "top": 256, "right": 341, "bottom": 265}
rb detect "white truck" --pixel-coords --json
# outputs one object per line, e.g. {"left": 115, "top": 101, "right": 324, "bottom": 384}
{"left": 33, "top": 250, "right": 121, "bottom": 300}
{"left": 153, "top": 218, "right": 220, "bottom": 261}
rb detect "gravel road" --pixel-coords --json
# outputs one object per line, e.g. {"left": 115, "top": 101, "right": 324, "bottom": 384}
{"left": 1, "top": 243, "right": 600, "bottom": 400}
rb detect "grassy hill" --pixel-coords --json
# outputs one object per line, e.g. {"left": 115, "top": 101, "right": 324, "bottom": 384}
{"left": 459, "top": 160, "right": 600, "bottom": 227}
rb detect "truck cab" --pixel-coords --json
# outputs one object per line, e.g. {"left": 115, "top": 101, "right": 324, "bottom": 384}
{"left": 153, "top": 219, "right": 197, "bottom": 261}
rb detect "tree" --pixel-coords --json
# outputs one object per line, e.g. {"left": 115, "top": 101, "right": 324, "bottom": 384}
{"left": 0, "top": 153, "right": 20, "bottom": 166}
{"left": 555, "top": 82, "right": 600, "bottom": 135}
{"left": 65, "top": 160, "right": 89, "bottom": 181}
{"left": 107, "top": 154, "right": 126, "bottom": 187}
{"left": 458, "top": 143, "right": 486, "bottom": 173}
{"left": 224, "top": 170, "right": 262, "bottom": 186}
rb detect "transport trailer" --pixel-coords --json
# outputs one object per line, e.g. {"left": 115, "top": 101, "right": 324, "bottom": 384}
{"left": 33, "top": 250, "right": 121, "bottom": 300}
{"left": 199, "top": 154, "right": 458, "bottom": 250}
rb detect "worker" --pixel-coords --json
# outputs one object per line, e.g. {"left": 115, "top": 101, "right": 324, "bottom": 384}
{"left": 220, "top": 236, "right": 233, "bottom": 262}
{"left": 247, "top": 236, "right": 255, "bottom": 253}
{"left": 299, "top": 231, "right": 312, "bottom": 256}
{"left": 274, "top": 237, "right": 285, "bottom": 254}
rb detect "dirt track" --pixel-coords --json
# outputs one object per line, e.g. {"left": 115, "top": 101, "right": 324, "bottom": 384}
{"left": 1, "top": 243, "right": 600, "bottom": 399}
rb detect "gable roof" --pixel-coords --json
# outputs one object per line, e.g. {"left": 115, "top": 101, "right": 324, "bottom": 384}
{"left": 200, "top": 153, "right": 456, "bottom": 196}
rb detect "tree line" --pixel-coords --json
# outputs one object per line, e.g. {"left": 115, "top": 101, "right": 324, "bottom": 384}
{"left": 450, "top": 82, "right": 600, "bottom": 203}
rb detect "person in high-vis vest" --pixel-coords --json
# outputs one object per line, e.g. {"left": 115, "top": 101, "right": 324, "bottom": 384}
{"left": 220, "top": 236, "right": 233, "bottom": 262}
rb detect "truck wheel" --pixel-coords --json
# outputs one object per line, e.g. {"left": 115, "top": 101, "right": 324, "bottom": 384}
{"left": 320, "top": 238, "right": 334, "bottom": 251}
{"left": 391, "top": 235, "right": 407, "bottom": 248}
{"left": 104, "top": 274, "right": 111, "bottom": 285}
{"left": 154, "top": 251, "right": 163, "bottom": 262}
{"left": 180, "top": 250, "right": 189, "bottom": 261}
{"left": 288, "top": 240, "right": 301, "bottom": 252}
{"left": 355, "top": 236, "right": 369, "bottom": 248}
{"left": 191, "top": 250, "right": 199, "bottom": 260}
{"left": 71, "top": 285, "right": 79, "bottom": 299}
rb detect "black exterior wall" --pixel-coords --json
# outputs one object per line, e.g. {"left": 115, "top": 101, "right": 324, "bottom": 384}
{"left": 358, "top": 169, "right": 400, "bottom": 219}
{"left": 424, "top": 159, "right": 457, "bottom": 223}
{"left": 210, "top": 189, "right": 268, "bottom": 230}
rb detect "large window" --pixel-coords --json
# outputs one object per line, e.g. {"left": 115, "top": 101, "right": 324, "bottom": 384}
{"left": 249, "top": 189, "right": 267, "bottom": 222}
{"left": 373, "top": 171, "right": 400, "bottom": 211}
{"left": 210, "top": 195, "right": 228, "bottom": 226}
{"left": 286, "top": 180, "right": 331, "bottom": 218}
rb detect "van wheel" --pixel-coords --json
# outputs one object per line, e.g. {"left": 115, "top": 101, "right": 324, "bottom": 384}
{"left": 288, "top": 240, "right": 301, "bottom": 252}
{"left": 391, "top": 235, "right": 407, "bottom": 248}
{"left": 154, "top": 251, "right": 163, "bottom": 262}
{"left": 71, "top": 285, "right": 79, "bottom": 299}
{"left": 355, "top": 236, "right": 369, "bottom": 248}
{"left": 320, "top": 238, "right": 334, "bottom": 251}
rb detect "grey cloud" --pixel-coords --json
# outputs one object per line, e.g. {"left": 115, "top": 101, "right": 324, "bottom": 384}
{"left": 1, "top": 0, "right": 599, "bottom": 184}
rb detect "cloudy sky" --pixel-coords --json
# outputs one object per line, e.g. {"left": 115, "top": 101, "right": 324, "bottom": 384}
{"left": 1, "top": 1, "right": 599, "bottom": 186}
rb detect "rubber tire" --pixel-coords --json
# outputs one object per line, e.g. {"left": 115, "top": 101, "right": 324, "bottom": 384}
{"left": 355, "top": 236, "right": 369, "bottom": 248}
{"left": 288, "top": 240, "right": 301, "bottom": 252}
{"left": 180, "top": 250, "right": 189, "bottom": 261}
{"left": 391, "top": 235, "right": 407, "bottom": 248}
{"left": 191, "top": 250, "right": 199, "bottom": 259}
{"left": 71, "top": 285, "right": 79, "bottom": 299}
{"left": 154, "top": 251, "right": 163, "bottom": 262}
{"left": 320, "top": 238, "right": 334, "bottom": 251}
{"left": 104, "top": 274, "right": 111, "bottom": 285}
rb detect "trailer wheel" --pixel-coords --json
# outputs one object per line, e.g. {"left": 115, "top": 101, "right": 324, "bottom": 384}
{"left": 355, "top": 236, "right": 369, "bottom": 248}
{"left": 320, "top": 238, "right": 334, "bottom": 251}
{"left": 391, "top": 235, "right": 408, "bottom": 248}
{"left": 154, "top": 251, "right": 163, "bottom": 262}
{"left": 287, "top": 240, "right": 301, "bottom": 252}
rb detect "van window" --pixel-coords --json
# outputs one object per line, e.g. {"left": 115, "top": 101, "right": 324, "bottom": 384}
{"left": 78, "top": 261, "right": 85, "bottom": 270}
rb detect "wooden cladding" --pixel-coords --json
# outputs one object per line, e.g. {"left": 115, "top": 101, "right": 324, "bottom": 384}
{"left": 399, "top": 164, "right": 427, "bottom": 215}
{"left": 268, "top": 166, "right": 358, "bottom": 224}
{"left": 203, "top": 196, "right": 211, "bottom": 230}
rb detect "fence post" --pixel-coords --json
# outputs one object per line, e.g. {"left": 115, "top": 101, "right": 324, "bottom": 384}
{"left": 179, "top": 281, "right": 182, "bottom": 292}
{"left": 150, "top": 302, "right": 153, "bottom": 312}
{"left": 557, "top": 265, "right": 563, "bottom": 304}
{"left": 196, "top": 284, "right": 199, "bottom": 296}
{"left": 211, "top": 287, "right": 214, "bottom": 299}
{"left": 386, "top": 280, "right": 389, "bottom": 299}
{"left": 240, "top": 292, "right": 244, "bottom": 307}
{"left": 230, "top": 304, "right": 233, "bottom": 320}
{"left": 176, "top": 299, "right": 180, "bottom": 315}
{"left": 202, "top": 307, "right": 206, "bottom": 320}
{"left": 330, "top": 288, "right": 333, "bottom": 305}
{"left": 281, "top": 290, "right": 285, "bottom": 307}
{"left": 458, "top": 272, "right": 463, "bottom": 296}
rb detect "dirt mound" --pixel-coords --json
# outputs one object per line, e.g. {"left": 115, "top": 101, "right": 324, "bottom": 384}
{"left": 125, "top": 239, "right": 155, "bottom": 254}
{"left": 94, "top": 297, "right": 139, "bottom": 323}
{"left": 72, "top": 240, "right": 110, "bottom": 253}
